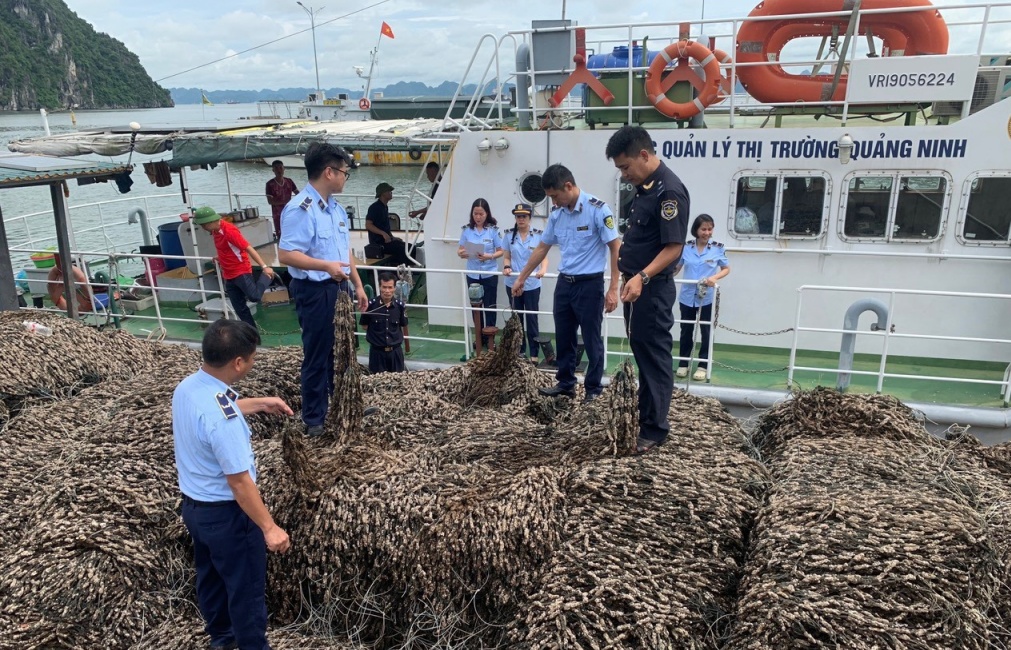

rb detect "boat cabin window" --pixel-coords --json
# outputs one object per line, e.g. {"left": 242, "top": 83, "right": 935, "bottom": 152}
{"left": 961, "top": 176, "right": 1011, "bottom": 245}
{"left": 841, "top": 173, "right": 948, "bottom": 242}
{"left": 732, "top": 174, "right": 826, "bottom": 239}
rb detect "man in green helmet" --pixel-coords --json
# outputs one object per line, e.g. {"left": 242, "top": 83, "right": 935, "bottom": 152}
{"left": 192, "top": 206, "right": 277, "bottom": 329}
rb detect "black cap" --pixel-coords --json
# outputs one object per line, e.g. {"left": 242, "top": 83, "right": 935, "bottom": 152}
{"left": 375, "top": 182, "right": 394, "bottom": 197}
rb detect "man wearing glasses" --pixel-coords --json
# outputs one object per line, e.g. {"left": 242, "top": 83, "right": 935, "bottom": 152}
{"left": 278, "top": 142, "right": 370, "bottom": 437}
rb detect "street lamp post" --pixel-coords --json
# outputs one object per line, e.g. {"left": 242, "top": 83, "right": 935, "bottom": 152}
{"left": 297, "top": 2, "right": 324, "bottom": 100}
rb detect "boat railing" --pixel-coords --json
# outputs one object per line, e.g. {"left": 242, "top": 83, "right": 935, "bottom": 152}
{"left": 448, "top": 1, "right": 1011, "bottom": 132}
{"left": 789, "top": 284, "right": 1011, "bottom": 404}
{"left": 3, "top": 190, "right": 424, "bottom": 268}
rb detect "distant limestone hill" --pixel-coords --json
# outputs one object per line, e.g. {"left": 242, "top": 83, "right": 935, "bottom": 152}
{"left": 171, "top": 81, "right": 514, "bottom": 105}
{"left": 0, "top": 0, "right": 171, "bottom": 110}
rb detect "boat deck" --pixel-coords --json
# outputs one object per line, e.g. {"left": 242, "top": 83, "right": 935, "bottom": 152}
{"left": 109, "top": 300, "right": 1008, "bottom": 410}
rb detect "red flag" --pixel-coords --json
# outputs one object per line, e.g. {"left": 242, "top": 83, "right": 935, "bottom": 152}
{"left": 380, "top": 21, "right": 395, "bottom": 39}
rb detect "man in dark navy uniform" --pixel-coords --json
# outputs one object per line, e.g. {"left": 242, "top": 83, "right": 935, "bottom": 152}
{"left": 512, "top": 164, "right": 620, "bottom": 402}
{"left": 606, "top": 126, "right": 690, "bottom": 454}
{"left": 360, "top": 272, "right": 410, "bottom": 373}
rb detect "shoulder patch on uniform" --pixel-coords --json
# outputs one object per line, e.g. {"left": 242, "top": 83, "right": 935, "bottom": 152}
{"left": 532, "top": 228, "right": 542, "bottom": 234}
{"left": 687, "top": 239, "right": 696, "bottom": 246}
{"left": 461, "top": 224, "right": 468, "bottom": 229}
{"left": 661, "top": 200, "right": 678, "bottom": 221}
{"left": 299, "top": 196, "right": 313, "bottom": 210}
{"left": 604, "top": 215, "right": 615, "bottom": 231}
{"left": 712, "top": 240, "right": 724, "bottom": 248}
{"left": 215, "top": 393, "right": 238, "bottom": 420}
{"left": 588, "top": 196, "right": 605, "bottom": 208}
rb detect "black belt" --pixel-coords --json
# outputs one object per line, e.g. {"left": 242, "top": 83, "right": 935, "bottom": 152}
{"left": 380, "top": 345, "right": 397, "bottom": 352}
{"left": 622, "top": 272, "right": 673, "bottom": 282}
{"left": 182, "top": 494, "right": 235, "bottom": 508}
{"left": 559, "top": 272, "right": 604, "bottom": 283}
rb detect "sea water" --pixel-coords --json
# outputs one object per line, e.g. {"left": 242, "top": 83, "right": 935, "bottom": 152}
{"left": 0, "top": 103, "right": 429, "bottom": 264}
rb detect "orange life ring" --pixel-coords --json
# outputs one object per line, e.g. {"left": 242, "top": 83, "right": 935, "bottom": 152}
{"left": 358, "top": 97, "right": 371, "bottom": 110}
{"left": 735, "top": 0, "right": 949, "bottom": 104}
{"left": 712, "top": 48, "right": 734, "bottom": 99}
{"left": 645, "top": 41, "right": 723, "bottom": 120}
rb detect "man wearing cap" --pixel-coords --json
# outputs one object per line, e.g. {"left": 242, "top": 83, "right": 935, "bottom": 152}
{"left": 194, "top": 206, "right": 277, "bottom": 329}
{"left": 365, "top": 182, "right": 412, "bottom": 267}
{"left": 512, "top": 164, "right": 621, "bottom": 403}
{"left": 277, "top": 142, "right": 370, "bottom": 438}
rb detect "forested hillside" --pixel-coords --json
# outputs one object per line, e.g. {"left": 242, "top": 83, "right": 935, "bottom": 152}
{"left": 0, "top": 0, "right": 171, "bottom": 110}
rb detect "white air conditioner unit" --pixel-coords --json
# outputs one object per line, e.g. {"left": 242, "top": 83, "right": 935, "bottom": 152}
{"left": 932, "top": 67, "right": 1011, "bottom": 117}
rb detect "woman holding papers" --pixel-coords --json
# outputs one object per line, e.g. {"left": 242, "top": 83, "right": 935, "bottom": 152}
{"left": 457, "top": 198, "right": 504, "bottom": 354}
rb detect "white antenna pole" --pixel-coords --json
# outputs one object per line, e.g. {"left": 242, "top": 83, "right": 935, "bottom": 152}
{"left": 363, "top": 32, "right": 383, "bottom": 101}
{"left": 561, "top": 0, "right": 566, "bottom": 20}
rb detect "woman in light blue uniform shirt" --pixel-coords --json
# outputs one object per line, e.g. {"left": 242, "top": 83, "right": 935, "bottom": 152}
{"left": 457, "top": 198, "right": 504, "bottom": 352}
{"left": 675, "top": 214, "right": 730, "bottom": 381}
{"left": 502, "top": 202, "right": 548, "bottom": 362}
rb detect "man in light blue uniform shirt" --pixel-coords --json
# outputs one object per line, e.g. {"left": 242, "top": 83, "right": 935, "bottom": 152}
{"left": 278, "top": 142, "right": 369, "bottom": 437}
{"left": 512, "top": 164, "right": 620, "bottom": 402}
{"left": 173, "top": 319, "right": 294, "bottom": 650}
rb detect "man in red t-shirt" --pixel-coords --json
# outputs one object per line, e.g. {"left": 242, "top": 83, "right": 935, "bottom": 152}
{"left": 193, "top": 206, "right": 277, "bottom": 328}
{"left": 265, "top": 160, "right": 298, "bottom": 240}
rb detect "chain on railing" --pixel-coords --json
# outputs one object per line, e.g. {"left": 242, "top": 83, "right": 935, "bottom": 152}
{"left": 713, "top": 291, "right": 794, "bottom": 336}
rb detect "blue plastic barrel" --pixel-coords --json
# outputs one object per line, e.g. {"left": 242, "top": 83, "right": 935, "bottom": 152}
{"left": 587, "top": 46, "right": 660, "bottom": 71}
{"left": 157, "top": 222, "right": 185, "bottom": 270}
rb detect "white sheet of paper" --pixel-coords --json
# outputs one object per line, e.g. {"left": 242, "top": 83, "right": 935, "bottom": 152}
{"left": 463, "top": 242, "right": 485, "bottom": 259}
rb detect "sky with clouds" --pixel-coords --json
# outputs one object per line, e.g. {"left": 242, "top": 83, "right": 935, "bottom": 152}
{"left": 64, "top": 0, "right": 1004, "bottom": 91}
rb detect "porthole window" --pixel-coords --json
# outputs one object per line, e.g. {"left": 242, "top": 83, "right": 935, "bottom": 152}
{"left": 518, "top": 172, "right": 546, "bottom": 207}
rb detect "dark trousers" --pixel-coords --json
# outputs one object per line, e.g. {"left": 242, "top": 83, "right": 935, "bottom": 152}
{"left": 225, "top": 272, "right": 273, "bottom": 328}
{"left": 368, "top": 345, "right": 405, "bottom": 373}
{"left": 623, "top": 277, "right": 677, "bottom": 443}
{"left": 509, "top": 287, "right": 541, "bottom": 358}
{"left": 554, "top": 277, "right": 605, "bottom": 393}
{"left": 678, "top": 302, "right": 713, "bottom": 368}
{"left": 181, "top": 499, "right": 270, "bottom": 650}
{"left": 468, "top": 275, "right": 498, "bottom": 345}
{"left": 290, "top": 277, "right": 348, "bottom": 426}
{"left": 381, "top": 238, "right": 413, "bottom": 267}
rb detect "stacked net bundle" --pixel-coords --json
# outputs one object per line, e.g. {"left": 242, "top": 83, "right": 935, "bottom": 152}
{"left": 729, "top": 388, "right": 1011, "bottom": 650}
{"left": 510, "top": 392, "right": 768, "bottom": 649}
{"left": 0, "top": 311, "right": 193, "bottom": 405}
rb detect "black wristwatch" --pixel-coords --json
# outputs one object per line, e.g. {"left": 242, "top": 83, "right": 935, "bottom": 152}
{"left": 639, "top": 271, "right": 650, "bottom": 285}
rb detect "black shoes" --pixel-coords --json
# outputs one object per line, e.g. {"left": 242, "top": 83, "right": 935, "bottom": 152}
{"left": 583, "top": 391, "right": 602, "bottom": 403}
{"left": 363, "top": 406, "right": 380, "bottom": 417}
{"left": 539, "top": 385, "right": 575, "bottom": 398}
{"left": 305, "top": 424, "right": 324, "bottom": 438}
{"left": 635, "top": 436, "right": 663, "bottom": 455}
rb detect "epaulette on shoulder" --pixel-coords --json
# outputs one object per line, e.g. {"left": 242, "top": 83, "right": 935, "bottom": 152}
{"left": 298, "top": 196, "right": 313, "bottom": 210}
{"left": 215, "top": 393, "right": 238, "bottom": 420}
{"left": 686, "top": 239, "right": 696, "bottom": 246}
{"left": 712, "top": 240, "right": 725, "bottom": 248}
{"left": 395, "top": 299, "right": 406, "bottom": 308}
{"left": 587, "top": 196, "right": 605, "bottom": 208}
{"left": 461, "top": 224, "right": 468, "bottom": 229}
{"left": 532, "top": 228, "right": 542, "bottom": 234}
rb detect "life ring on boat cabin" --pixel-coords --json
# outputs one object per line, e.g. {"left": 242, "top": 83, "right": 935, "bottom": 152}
{"left": 359, "top": 97, "right": 371, "bottom": 111}
{"left": 645, "top": 40, "right": 724, "bottom": 119}
{"left": 735, "top": 0, "right": 949, "bottom": 104}
{"left": 408, "top": 147, "right": 423, "bottom": 161}
{"left": 712, "top": 48, "right": 734, "bottom": 99}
